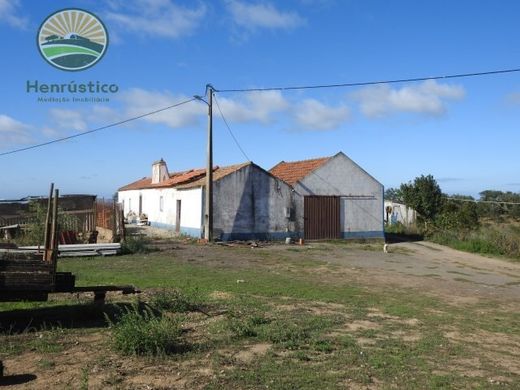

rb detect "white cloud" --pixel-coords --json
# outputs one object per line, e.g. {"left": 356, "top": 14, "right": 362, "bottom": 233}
{"left": 120, "top": 88, "right": 206, "bottom": 128}
{"left": 41, "top": 126, "right": 59, "bottom": 138}
{"left": 48, "top": 109, "right": 88, "bottom": 132}
{"left": 216, "top": 90, "right": 289, "bottom": 123}
{"left": 106, "top": 0, "right": 206, "bottom": 39}
{"left": 0, "top": 0, "right": 28, "bottom": 29}
{"left": 227, "top": 1, "right": 305, "bottom": 31}
{"left": 353, "top": 80, "right": 465, "bottom": 118}
{"left": 0, "top": 114, "right": 33, "bottom": 146}
{"left": 292, "top": 99, "right": 350, "bottom": 130}
{"left": 38, "top": 88, "right": 350, "bottom": 137}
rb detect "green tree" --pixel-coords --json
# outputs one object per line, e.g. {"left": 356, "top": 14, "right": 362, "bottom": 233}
{"left": 384, "top": 187, "right": 402, "bottom": 202}
{"left": 478, "top": 190, "right": 520, "bottom": 221}
{"left": 437, "top": 195, "right": 479, "bottom": 230}
{"left": 400, "top": 174, "right": 443, "bottom": 222}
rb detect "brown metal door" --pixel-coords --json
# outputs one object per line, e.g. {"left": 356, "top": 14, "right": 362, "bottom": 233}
{"left": 304, "top": 196, "right": 340, "bottom": 240}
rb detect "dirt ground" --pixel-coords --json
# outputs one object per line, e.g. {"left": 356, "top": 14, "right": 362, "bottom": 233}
{"left": 160, "top": 239, "right": 520, "bottom": 305}
{"left": 313, "top": 240, "right": 520, "bottom": 304}
{"left": 1, "top": 237, "right": 519, "bottom": 389}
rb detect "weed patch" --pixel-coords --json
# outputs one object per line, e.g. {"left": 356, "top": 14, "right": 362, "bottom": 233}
{"left": 106, "top": 305, "right": 182, "bottom": 356}
{"left": 150, "top": 288, "right": 204, "bottom": 313}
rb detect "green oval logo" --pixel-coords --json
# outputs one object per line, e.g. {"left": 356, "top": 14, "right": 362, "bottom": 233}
{"left": 37, "top": 8, "right": 108, "bottom": 71}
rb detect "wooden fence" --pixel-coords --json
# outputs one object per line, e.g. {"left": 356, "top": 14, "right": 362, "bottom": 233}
{"left": 96, "top": 199, "right": 125, "bottom": 240}
{"left": 0, "top": 209, "right": 96, "bottom": 232}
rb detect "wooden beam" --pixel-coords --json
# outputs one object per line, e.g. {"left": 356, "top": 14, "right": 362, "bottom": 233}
{"left": 43, "top": 183, "right": 54, "bottom": 262}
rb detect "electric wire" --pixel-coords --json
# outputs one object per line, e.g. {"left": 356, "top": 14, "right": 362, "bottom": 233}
{"left": 215, "top": 67, "right": 520, "bottom": 93}
{"left": 0, "top": 98, "right": 197, "bottom": 157}
{"left": 444, "top": 197, "right": 520, "bottom": 206}
{"left": 3, "top": 66, "right": 520, "bottom": 157}
{"left": 213, "top": 94, "right": 251, "bottom": 162}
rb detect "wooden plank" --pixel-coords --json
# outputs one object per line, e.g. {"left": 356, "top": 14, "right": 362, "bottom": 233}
{"left": 43, "top": 183, "right": 54, "bottom": 261}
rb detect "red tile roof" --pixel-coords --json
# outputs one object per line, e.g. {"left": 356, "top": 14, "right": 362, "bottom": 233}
{"left": 119, "top": 163, "right": 250, "bottom": 191}
{"left": 269, "top": 156, "right": 331, "bottom": 186}
{"left": 177, "top": 162, "right": 251, "bottom": 189}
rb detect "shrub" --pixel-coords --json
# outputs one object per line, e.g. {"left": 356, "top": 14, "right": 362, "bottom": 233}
{"left": 121, "top": 235, "right": 151, "bottom": 254}
{"left": 429, "top": 225, "right": 520, "bottom": 259}
{"left": 14, "top": 202, "right": 79, "bottom": 246}
{"left": 106, "top": 305, "right": 182, "bottom": 356}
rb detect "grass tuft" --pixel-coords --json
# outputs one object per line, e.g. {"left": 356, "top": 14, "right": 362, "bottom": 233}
{"left": 106, "top": 304, "right": 182, "bottom": 356}
{"left": 150, "top": 288, "right": 203, "bottom": 313}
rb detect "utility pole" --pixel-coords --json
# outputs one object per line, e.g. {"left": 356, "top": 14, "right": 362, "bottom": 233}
{"left": 204, "top": 84, "right": 213, "bottom": 241}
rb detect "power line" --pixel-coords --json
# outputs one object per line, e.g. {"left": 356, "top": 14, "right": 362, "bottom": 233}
{"left": 213, "top": 94, "right": 251, "bottom": 161}
{"left": 445, "top": 197, "right": 520, "bottom": 206}
{"left": 0, "top": 98, "right": 197, "bottom": 157}
{"left": 215, "top": 67, "right": 520, "bottom": 93}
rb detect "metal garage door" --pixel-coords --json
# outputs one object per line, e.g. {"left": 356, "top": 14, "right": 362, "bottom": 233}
{"left": 304, "top": 196, "right": 340, "bottom": 240}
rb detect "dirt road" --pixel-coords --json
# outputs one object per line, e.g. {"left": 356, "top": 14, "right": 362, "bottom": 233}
{"left": 309, "top": 240, "right": 520, "bottom": 304}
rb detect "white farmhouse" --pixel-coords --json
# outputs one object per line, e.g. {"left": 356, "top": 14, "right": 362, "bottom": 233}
{"left": 118, "top": 152, "right": 385, "bottom": 241}
{"left": 118, "top": 159, "right": 297, "bottom": 239}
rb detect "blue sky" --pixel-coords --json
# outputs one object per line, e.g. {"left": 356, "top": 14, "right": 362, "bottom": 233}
{"left": 0, "top": 0, "right": 519, "bottom": 199}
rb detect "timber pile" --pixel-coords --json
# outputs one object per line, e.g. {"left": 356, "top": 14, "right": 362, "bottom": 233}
{"left": 0, "top": 184, "right": 59, "bottom": 302}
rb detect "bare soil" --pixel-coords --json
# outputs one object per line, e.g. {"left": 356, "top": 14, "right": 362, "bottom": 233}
{"left": 1, "top": 239, "right": 519, "bottom": 388}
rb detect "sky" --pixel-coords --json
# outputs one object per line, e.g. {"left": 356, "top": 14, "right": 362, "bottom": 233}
{"left": 0, "top": 0, "right": 519, "bottom": 199}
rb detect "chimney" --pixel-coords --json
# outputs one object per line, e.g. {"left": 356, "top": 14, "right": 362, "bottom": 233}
{"left": 152, "top": 158, "right": 169, "bottom": 184}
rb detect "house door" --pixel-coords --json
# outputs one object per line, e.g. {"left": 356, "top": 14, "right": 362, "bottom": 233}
{"left": 175, "top": 200, "right": 181, "bottom": 233}
{"left": 138, "top": 194, "right": 142, "bottom": 216}
{"left": 304, "top": 196, "right": 340, "bottom": 240}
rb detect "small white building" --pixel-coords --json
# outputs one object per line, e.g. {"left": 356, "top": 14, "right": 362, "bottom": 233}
{"left": 384, "top": 200, "right": 417, "bottom": 226}
{"left": 118, "top": 159, "right": 296, "bottom": 239}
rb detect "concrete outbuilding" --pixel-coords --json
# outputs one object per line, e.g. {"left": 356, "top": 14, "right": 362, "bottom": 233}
{"left": 270, "top": 152, "right": 384, "bottom": 240}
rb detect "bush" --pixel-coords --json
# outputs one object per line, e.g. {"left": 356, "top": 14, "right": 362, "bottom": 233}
{"left": 429, "top": 225, "right": 520, "bottom": 259}
{"left": 121, "top": 235, "right": 151, "bottom": 254}
{"left": 106, "top": 305, "right": 182, "bottom": 356}
{"left": 14, "top": 202, "right": 80, "bottom": 246}
{"left": 150, "top": 288, "right": 203, "bottom": 313}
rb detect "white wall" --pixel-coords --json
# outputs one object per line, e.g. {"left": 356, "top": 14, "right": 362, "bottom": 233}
{"left": 384, "top": 201, "right": 416, "bottom": 226}
{"left": 118, "top": 187, "right": 203, "bottom": 236}
{"left": 294, "top": 152, "right": 384, "bottom": 238}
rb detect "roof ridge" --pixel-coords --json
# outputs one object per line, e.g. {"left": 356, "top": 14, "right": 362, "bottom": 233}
{"left": 276, "top": 155, "right": 332, "bottom": 165}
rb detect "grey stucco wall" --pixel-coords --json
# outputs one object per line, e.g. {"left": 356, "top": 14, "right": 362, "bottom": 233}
{"left": 294, "top": 153, "right": 384, "bottom": 238}
{"left": 212, "top": 164, "right": 300, "bottom": 240}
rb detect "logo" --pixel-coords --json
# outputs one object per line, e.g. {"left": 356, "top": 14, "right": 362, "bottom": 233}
{"left": 37, "top": 8, "right": 108, "bottom": 71}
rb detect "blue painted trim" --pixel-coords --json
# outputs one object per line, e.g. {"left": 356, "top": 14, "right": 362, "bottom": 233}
{"left": 341, "top": 230, "right": 384, "bottom": 239}
{"left": 220, "top": 230, "right": 383, "bottom": 241}
{"left": 220, "top": 232, "right": 302, "bottom": 241}
{"left": 149, "top": 222, "right": 201, "bottom": 238}
{"left": 149, "top": 221, "right": 174, "bottom": 230}
{"left": 181, "top": 226, "right": 202, "bottom": 238}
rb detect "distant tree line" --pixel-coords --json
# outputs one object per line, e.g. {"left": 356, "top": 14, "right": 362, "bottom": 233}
{"left": 385, "top": 175, "right": 520, "bottom": 231}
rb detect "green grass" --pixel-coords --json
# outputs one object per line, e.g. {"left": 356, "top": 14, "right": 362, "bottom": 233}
{"left": 106, "top": 304, "right": 183, "bottom": 356}
{"left": 429, "top": 225, "right": 520, "bottom": 261}
{"left": 1, "top": 248, "right": 518, "bottom": 388}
